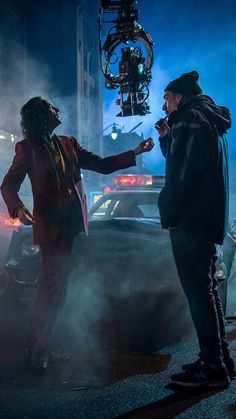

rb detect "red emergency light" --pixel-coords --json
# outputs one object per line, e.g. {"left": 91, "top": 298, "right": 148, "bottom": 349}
{"left": 0, "top": 212, "right": 21, "bottom": 227}
{"left": 113, "top": 175, "right": 153, "bottom": 187}
{"left": 103, "top": 187, "right": 116, "bottom": 194}
{"left": 4, "top": 218, "right": 21, "bottom": 227}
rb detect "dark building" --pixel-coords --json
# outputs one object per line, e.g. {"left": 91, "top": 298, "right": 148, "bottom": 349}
{"left": 77, "top": 0, "right": 103, "bottom": 155}
{"left": 0, "top": 0, "right": 104, "bottom": 199}
{"left": 1, "top": 1, "right": 148, "bottom": 202}
{"left": 0, "top": 0, "right": 102, "bottom": 142}
{"left": 0, "top": 1, "right": 28, "bottom": 135}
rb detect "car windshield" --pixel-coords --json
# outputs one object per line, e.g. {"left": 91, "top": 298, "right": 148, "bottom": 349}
{"left": 89, "top": 192, "right": 160, "bottom": 220}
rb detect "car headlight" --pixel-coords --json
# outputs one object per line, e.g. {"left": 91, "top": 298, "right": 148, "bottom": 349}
{"left": 228, "top": 231, "right": 236, "bottom": 244}
{"left": 228, "top": 220, "right": 236, "bottom": 244}
{"left": 21, "top": 238, "right": 40, "bottom": 258}
{"left": 215, "top": 262, "right": 227, "bottom": 282}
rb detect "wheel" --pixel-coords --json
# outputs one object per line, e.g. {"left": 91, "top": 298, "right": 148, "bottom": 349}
{"left": 0, "top": 264, "right": 37, "bottom": 304}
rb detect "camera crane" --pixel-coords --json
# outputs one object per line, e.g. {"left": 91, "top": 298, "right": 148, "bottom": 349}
{"left": 98, "top": 0, "right": 154, "bottom": 117}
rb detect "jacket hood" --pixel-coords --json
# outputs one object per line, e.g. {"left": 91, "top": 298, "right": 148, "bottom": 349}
{"left": 178, "top": 94, "right": 231, "bottom": 135}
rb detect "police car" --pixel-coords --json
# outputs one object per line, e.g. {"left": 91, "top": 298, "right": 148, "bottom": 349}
{"left": 90, "top": 174, "right": 163, "bottom": 220}
{"left": 0, "top": 175, "right": 230, "bottom": 352}
{"left": 0, "top": 131, "right": 33, "bottom": 296}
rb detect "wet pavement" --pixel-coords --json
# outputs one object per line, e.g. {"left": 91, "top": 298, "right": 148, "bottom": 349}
{"left": 1, "top": 289, "right": 236, "bottom": 418}
{"left": 1, "top": 337, "right": 236, "bottom": 419}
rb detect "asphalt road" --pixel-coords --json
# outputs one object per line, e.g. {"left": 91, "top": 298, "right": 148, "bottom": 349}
{"left": 1, "top": 291, "right": 236, "bottom": 418}
{"left": 1, "top": 338, "right": 236, "bottom": 419}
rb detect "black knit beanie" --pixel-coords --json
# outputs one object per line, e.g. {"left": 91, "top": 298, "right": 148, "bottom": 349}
{"left": 164, "top": 70, "right": 203, "bottom": 97}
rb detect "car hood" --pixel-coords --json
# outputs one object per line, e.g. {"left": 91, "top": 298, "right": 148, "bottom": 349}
{"left": 88, "top": 217, "right": 162, "bottom": 236}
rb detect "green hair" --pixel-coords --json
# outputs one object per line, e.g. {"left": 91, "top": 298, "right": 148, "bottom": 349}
{"left": 20, "top": 96, "right": 50, "bottom": 137}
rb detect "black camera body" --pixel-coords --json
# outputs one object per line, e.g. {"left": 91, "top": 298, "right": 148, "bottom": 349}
{"left": 100, "top": 0, "right": 136, "bottom": 13}
{"left": 155, "top": 117, "right": 168, "bottom": 129}
{"left": 99, "top": 0, "right": 154, "bottom": 116}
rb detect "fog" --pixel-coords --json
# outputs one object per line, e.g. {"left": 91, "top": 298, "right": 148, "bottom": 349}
{"left": 54, "top": 227, "right": 194, "bottom": 358}
{"left": 0, "top": 0, "right": 235, "bottom": 384}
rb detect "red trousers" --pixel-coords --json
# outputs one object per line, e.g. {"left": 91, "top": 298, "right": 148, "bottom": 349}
{"left": 26, "top": 234, "right": 74, "bottom": 357}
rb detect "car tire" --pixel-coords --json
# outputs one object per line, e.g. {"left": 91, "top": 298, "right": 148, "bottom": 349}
{"left": 0, "top": 264, "right": 29, "bottom": 304}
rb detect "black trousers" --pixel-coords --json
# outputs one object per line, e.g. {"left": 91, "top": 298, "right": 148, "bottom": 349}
{"left": 26, "top": 234, "right": 74, "bottom": 358}
{"left": 170, "top": 227, "right": 231, "bottom": 366}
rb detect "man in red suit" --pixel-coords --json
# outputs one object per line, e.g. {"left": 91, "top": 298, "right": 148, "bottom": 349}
{"left": 1, "top": 96, "right": 154, "bottom": 372}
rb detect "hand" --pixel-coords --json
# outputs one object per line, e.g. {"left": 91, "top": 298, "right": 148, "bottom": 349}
{"left": 155, "top": 118, "right": 169, "bottom": 138}
{"left": 134, "top": 137, "right": 155, "bottom": 155}
{"left": 17, "top": 206, "right": 35, "bottom": 225}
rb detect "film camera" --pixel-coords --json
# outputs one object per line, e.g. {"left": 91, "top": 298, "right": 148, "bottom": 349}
{"left": 99, "top": 0, "right": 154, "bottom": 116}
{"left": 100, "top": 0, "right": 137, "bottom": 12}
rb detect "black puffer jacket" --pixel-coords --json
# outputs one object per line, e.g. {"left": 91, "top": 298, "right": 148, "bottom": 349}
{"left": 158, "top": 94, "right": 230, "bottom": 244}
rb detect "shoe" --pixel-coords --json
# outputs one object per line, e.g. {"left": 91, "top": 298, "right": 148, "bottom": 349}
{"left": 31, "top": 357, "right": 48, "bottom": 372}
{"left": 24, "top": 347, "right": 48, "bottom": 373}
{"left": 182, "top": 358, "right": 204, "bottom": 372}
{"left": 182, "top": 357, "right": 236, "bottom": 380}
{"left": 171, "top": 363, "right": 230, "bottom": 388}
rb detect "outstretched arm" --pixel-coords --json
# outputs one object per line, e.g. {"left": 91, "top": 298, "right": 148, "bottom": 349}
{"left": 73, "top": 137, "right": 155, "bottom": 174}
{"left": 134, "top": 137, "right": 155, "bottom": 155}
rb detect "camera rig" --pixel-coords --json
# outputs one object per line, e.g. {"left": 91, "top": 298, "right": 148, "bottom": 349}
{"left": 99, "top": 0, "right": 154, "bottom": 117}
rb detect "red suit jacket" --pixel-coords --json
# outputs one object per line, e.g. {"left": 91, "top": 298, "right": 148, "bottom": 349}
{"left": 1, "top": 135, "right": 136, "bottom": 244}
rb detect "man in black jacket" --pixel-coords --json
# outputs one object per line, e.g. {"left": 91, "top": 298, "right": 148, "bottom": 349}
{"left": 156, "top": 71, "right": 235, "bottom": 388}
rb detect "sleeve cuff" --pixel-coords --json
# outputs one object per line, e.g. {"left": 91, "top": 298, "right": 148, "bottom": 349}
{"left": 11, "top": 204, "right": 24, "bottom": 219}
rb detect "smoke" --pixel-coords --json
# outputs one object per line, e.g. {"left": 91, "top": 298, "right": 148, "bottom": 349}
{"left": 58, "top": 269, "right": 108, "bottom": 355}
{"left": 51, "top": 269, "right": 109, "bottom": 384}
{"left": 0, "top": 6, "right": 77, "bottom": 201}
{"left": 51, "top": 226, "right": 194, "bottom": 362}
{"left": 0, "top": 42, "right": 76, "bottom": 139}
